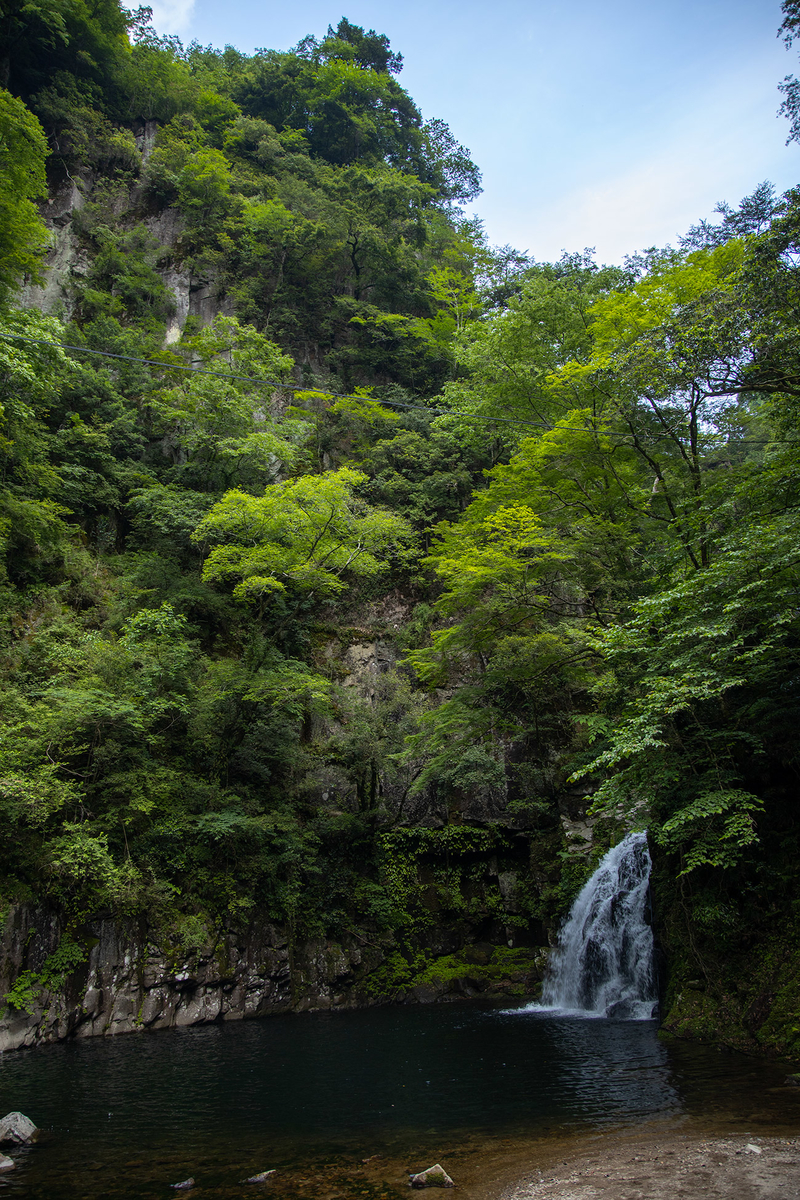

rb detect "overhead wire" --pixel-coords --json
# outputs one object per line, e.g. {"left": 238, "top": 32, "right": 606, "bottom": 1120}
{"left": 0, "top": 330, "right": 552, "bottom": 430}
{"left": 0, "top": 329, "right": 792, "bottom": 446}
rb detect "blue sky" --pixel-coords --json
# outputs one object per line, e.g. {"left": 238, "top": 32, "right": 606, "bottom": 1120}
{"left": 148, "top": 0, "right": 800, "bottom": 263}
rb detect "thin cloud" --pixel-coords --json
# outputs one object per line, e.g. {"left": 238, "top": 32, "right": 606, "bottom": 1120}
{"left": 474, "top": 49, "right": 798, "bottom": 262}
{"left": 148, "top": 0, "right": 196, "bottom": 35}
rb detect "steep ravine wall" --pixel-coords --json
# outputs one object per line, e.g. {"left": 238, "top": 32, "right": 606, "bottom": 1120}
{"left": 0, "top": 903, "right": 375, "bottom": 1053}
{"left": 0, "top": 903, "right": 546, "bottom": 1053}
{"left": 20, "top": 160, "right": 230, "bottom": 340}
{"left": 0, "top": 616, "right": 555, "bottom": 1054}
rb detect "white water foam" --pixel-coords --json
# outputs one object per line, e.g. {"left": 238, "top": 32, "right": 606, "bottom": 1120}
{"left": 518, "top": 831, "right": 657, "bottom": 1020}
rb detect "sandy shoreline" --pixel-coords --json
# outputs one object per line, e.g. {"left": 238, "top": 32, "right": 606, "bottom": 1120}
{"left": 344, "top": 1121, "right": 800, "bottom": 1200}
{"left": 497, "top": 1127, "right": 800, "bottom": 1200}
{"left": 6, "top": 1123, "right": 800, "bottom": 1197}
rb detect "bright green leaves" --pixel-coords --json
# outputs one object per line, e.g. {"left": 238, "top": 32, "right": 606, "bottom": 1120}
{"left": 402, "top": 206, "right": 800, "bottom": 881}
{"left": 193, "top": 466, "right": 413, "bottom": 603}
{"left": 585, "top": 243, "right": 742, "bottom": 365}
{"left": 47, "top": 823, "right": 125, "bottom": 906}
{"left": 122, "top": 33, "right": 200, "bottom": 122}
{"left": 0, "top": 308, "right": 77, "bottom": 580}
{"left": 418, "top": 409, "right": 643, "bottom": 647}
{"left": 426, "top": 262, "right": 481, "bottom": 340}
{"left": 403, "top": 413, "right": 629, "bottom": 815}
{"left": 657, "top": 790, "right": 764, "bottom": 875}
{"left": 143, "top": 315, "right": 303, "bottom": 496}
{"left": 443, "top": 257, "right": 628, "bottom": 435}
{"left": 0, "top": 89, "right": 50, "bottom": 299}
{"left": 145, "top": 115, "right": 233, "bottom": 236}
{"left": 176, "top": 145, "right": 232, "bottom": 223}
{"left": 425, "top": 502, "right": 567, "bottom": 626}
{"left": 573, "top": 509, "right": 800, "bottom": 871}
{"left": 0, "top": 766, "right": 78, "bottom": 828}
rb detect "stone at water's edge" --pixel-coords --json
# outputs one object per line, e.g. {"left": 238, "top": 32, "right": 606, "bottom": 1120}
{"left": 409, "top": 1163, "right": 455, "bottom": 1188}
{"left": 0, "top": 1155, "right": 15, "bottom": 1172}
{"left": 0, "top": 1112, "right": 39, "bottom": 1145}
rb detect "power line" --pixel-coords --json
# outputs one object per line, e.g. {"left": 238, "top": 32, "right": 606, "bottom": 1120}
{"left": 0, "top": 330, "right": 793, "bottom": 446}
{"left": 0, "top": 331, "right": 546, "bottom": 430}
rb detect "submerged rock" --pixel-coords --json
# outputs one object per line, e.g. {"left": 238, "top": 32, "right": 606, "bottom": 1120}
{"left": 0, "top": 1112, "right": 39, "bottom": 1145}
{"left": 171, "top": 1178, "right": 195, "bottom": 1189}
{"left": 0, "top": 1154, "right": 15, "bottom": 1172}
{"left": 242, "top": 1169, "right": 276, "bottom": 1183}
{"left": 409, "top": 1163, "right": 454, "bottom": 1188}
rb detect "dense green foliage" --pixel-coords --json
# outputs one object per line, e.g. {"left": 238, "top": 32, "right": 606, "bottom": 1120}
{"left": 1, "top": 1, "right": 800, "bottom": 1048}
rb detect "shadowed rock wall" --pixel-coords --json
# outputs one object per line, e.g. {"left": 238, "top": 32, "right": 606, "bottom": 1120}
{"left": 0, "top": 904, "right": 378, "bottom": 1053}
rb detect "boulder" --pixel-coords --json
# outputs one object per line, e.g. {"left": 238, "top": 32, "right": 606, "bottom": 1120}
{"left": 0, "top": 1155, "right": 15, "bottom": 1172}
{"left": 409, "top": 985, "right": 439, "bottom": 1004}
{"left": 463, "top": 942, "right": 495, "bottom": 967}
{"left": 0, "top": 1112, "right": 39, "bottom": 1146}
{"left": 409, "top": 1163, "right": 454, "bottom": 1188}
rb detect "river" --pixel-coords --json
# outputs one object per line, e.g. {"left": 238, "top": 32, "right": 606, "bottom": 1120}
{"left": 1, "top": 1001, "right": 799, "bottom": 1198}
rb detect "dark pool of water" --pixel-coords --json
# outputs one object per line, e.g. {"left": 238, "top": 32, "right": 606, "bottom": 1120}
{"left": 1, "top": 1003, "right": 798, "bottom": 1198}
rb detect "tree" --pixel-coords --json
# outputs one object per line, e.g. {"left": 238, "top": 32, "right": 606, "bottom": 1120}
{"left": 436, "top": 253, "right": 630, "bottom": 455}
{"left": 1, "top": 0, "right": 130, "bottom": 102}
{"left": 779, "top": 0, "right": 800, "bottom": 143}
{"left": 404, "top": 199, "right": 800, "bottom": 866}
{"left": 141, "top": 315, "right": 303, "bottom": 496}
{"left": 192, "top": 466, "right": 413, "bottom": 603}
{"left": 0, "top": 90, "right": 50, "bottom": 300}
{"left": 0, "top": 307, "right": 78, "bottom": 581}
{"left": 421, "top": 118, "right": 482, "bottom": 205}
{"left": 575, "top": 506, "right": 800, "bottom": 875}
{"left": 299, "top": 19, "right": 404, "bottom": 75}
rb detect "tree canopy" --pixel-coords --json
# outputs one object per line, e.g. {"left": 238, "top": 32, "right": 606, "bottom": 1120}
{"left": 2, "top": 2, "right": 800, "bottom": 1055}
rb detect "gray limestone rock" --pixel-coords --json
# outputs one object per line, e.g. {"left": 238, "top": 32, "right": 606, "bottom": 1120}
{"left": 0, "top": 1112, "right": 39, "bottom": 1146}
{"left": 0, "top": 1154, "right": 15, "bottom": 1172}
{"left": 409, "top": 1163, "right": 454, "bottom": 1188}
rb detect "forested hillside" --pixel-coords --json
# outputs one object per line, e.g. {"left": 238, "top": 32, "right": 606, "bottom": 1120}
{"left": 2, "top": 3, "right": 800, "bottom": 1051}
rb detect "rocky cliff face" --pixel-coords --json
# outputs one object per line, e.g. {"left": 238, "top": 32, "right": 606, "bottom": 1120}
{"left": 20, "top": 162, "right": 230, "bottom": 340}
{"left": 0, "top": 903, "right": 383, "bottom": 1053}
{"left": 0, "top": 904, "right": 546, "bottom": 1053}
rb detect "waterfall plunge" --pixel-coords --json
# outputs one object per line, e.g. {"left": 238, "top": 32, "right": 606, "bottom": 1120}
{"left": 538, "top": 831, "right": 657, "bottom": 1020}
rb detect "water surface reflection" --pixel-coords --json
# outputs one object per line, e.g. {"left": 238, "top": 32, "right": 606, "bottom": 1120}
{"left": 0, "top": 1002, "right": 796, "bottom": 1198}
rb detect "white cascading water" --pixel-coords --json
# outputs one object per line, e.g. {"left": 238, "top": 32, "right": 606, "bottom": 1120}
{"left": 538, "top": 831, "right": 657, "bottom": 1020}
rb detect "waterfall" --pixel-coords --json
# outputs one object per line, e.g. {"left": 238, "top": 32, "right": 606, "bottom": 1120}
{"left": 538, "top": 831, "right": 657, "bottom": 1020}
